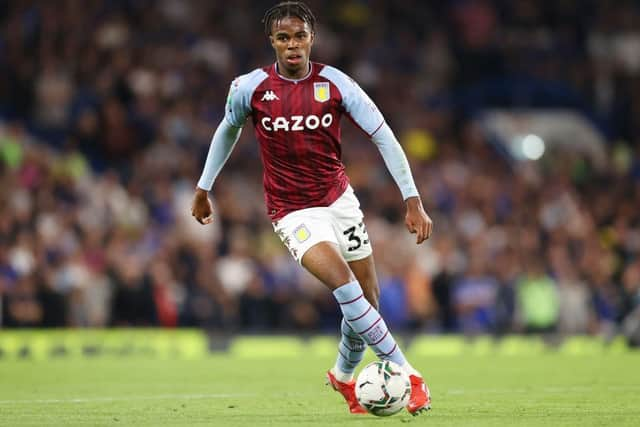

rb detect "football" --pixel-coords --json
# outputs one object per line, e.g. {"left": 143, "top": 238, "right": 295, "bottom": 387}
{"left": 355, "top": 360, "right": 411, "bottom": 416}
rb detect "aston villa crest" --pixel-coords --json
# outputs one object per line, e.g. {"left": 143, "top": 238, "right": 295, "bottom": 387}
{"left": 314, "top": 82, "right": 330, "bottom": 103}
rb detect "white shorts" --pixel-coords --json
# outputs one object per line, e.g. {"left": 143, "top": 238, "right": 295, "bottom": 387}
{"left": 272, "top": 186, "right": 373, "bottom": 264}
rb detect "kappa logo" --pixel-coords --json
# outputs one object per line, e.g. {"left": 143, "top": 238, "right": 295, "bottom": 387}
{"left": 261, "top": 90, "right": 279, "bottom": 101}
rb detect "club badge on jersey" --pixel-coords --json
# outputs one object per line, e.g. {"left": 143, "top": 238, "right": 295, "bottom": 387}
{"left": 314, "top": 82, "right": 330, "bottom": 103}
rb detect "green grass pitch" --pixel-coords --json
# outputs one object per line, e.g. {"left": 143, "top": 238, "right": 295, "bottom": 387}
{"left": 1, "top": 344, "right": 639, "bottom": 426}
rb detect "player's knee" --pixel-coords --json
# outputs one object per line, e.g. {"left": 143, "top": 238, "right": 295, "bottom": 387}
{"left": 321, "top": 265, "right": 357, "bottom": 290}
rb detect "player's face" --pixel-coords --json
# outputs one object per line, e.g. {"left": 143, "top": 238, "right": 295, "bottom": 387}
{"left": 269, "top": 16, "right": 314, "bottom": 79}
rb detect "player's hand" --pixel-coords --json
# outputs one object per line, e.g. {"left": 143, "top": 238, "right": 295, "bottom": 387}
{"left": 191, "top": 188, "right": 214, "bottom": 225}
{"left": 404, "top": 196, "right": 433, "bottom": 244}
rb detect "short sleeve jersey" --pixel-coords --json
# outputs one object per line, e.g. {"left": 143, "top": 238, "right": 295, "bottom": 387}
{"left": 225, "top": 62, "right": 384, "bottom": 221}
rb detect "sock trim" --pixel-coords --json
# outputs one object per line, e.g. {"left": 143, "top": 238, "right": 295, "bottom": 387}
{"left": 339, "top": 340, "right": 355, "bottom": 352}
{"left": 376, "top": 343, "right": 397, "bottom": 358}
{"left": 357, "top": 316, "right": 382, "bottom": 335}
{"left": 339, "top": 293, "right": 364, "bottom": 305}
{"left": 343, "top": 321, "right": 362, "bottom": 338}
{"left": 348, "top": 305, "right": 372, "bottom": 322}
{"left": 338, "top": 349, "right": 360, "bottom": 364}
{"left": 371, "top": 330, "right": 390, "bottom": 346}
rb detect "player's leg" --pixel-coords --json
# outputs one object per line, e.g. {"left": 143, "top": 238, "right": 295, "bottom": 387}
{"left": 295, "top": 243, "right": 366, "bottom": 381}
{"left": 325, "top": 256, "right": 376, "bottom": 387}
{"left": 329, "top": 185, "right": 430, "bottom": 415}
{"left": 323, "top": 188, "right": 414, "bottom": 370}
{"left": 348, "top": 255, "right": 379, "bottom": 309}
{"left": 302, "top": 242, "right": 419, "bottom": 383}
{"left": 327, "top": 255, "right": 378, "bottom": 381}
{"left": 273, "top": 211, "right": 368, "bottom": 413}
{"left": 273, "top": 203, "right": 429, "bottom": 414}
{"left": 303, "top": 243, "right": 430, "bottom": 415}
{"left": 325, "top": 188, "right": 378, "bottom": 385}
{"left": 326, "top": 256, "right": 379, "bottom": 387}
{"left": 348, "top": 254, "right": 431, "bottom": 415}
{"left": 332, "top": 318, "right": 366, "bottom": 380}
{"left": 297, "top": 241, "right": 367, "bottom": 413}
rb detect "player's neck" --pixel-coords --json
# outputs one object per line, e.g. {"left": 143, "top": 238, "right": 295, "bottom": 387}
{"left": 275, "top": 62, "right": 312, "bottom": 81}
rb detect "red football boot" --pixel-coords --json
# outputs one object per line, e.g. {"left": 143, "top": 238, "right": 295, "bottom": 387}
{"left": 406, "top": 375, "right": 432, "bottom": 416}
{"left": 326, "top": 370, "right": 368, "bottom": 414}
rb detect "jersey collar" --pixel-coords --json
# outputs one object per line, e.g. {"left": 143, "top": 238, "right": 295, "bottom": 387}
{"left": 273, "top": 62, "right": 313, "bottom": 83}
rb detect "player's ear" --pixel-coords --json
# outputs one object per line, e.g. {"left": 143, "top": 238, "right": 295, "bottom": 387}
{"left": 269, "top": 35, "right": 275, "bottom": 48}
{"left": 309, "top": 31, "right": 315, "bottom": 46}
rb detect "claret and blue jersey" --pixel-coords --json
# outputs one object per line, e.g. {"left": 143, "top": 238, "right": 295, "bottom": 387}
{"left": 225, "top": 62, "right": 385, "bottom": 220}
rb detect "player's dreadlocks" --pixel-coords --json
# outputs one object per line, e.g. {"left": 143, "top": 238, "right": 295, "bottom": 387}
{"left": 262, "top": 1, "right": 317, "bottom": 37}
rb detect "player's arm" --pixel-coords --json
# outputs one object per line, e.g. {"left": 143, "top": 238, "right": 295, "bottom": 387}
{"left": 192, "top": 74, "right": 256, "bottom": 225}
{"left": 192, "top": 119, "right": 243, "bottom": 224}
{"left": 322, "top": 65, "right": 433, "bottom": 243}
{"left": 370, "top": 123, "right": 433, "bottom": 243}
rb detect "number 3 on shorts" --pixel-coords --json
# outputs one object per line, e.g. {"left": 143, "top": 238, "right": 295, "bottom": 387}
{"left": 343, "top": 221, "right": 369, "bottom": 252}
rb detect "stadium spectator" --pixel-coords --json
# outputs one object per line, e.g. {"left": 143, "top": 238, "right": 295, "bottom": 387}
{"left": 0, "top": 0, "right": 638, "bottom": 343}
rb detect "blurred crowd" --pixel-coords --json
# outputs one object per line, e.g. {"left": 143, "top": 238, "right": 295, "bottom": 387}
{"left": 1, "top": 0, "right": 640, "bottom": 339}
